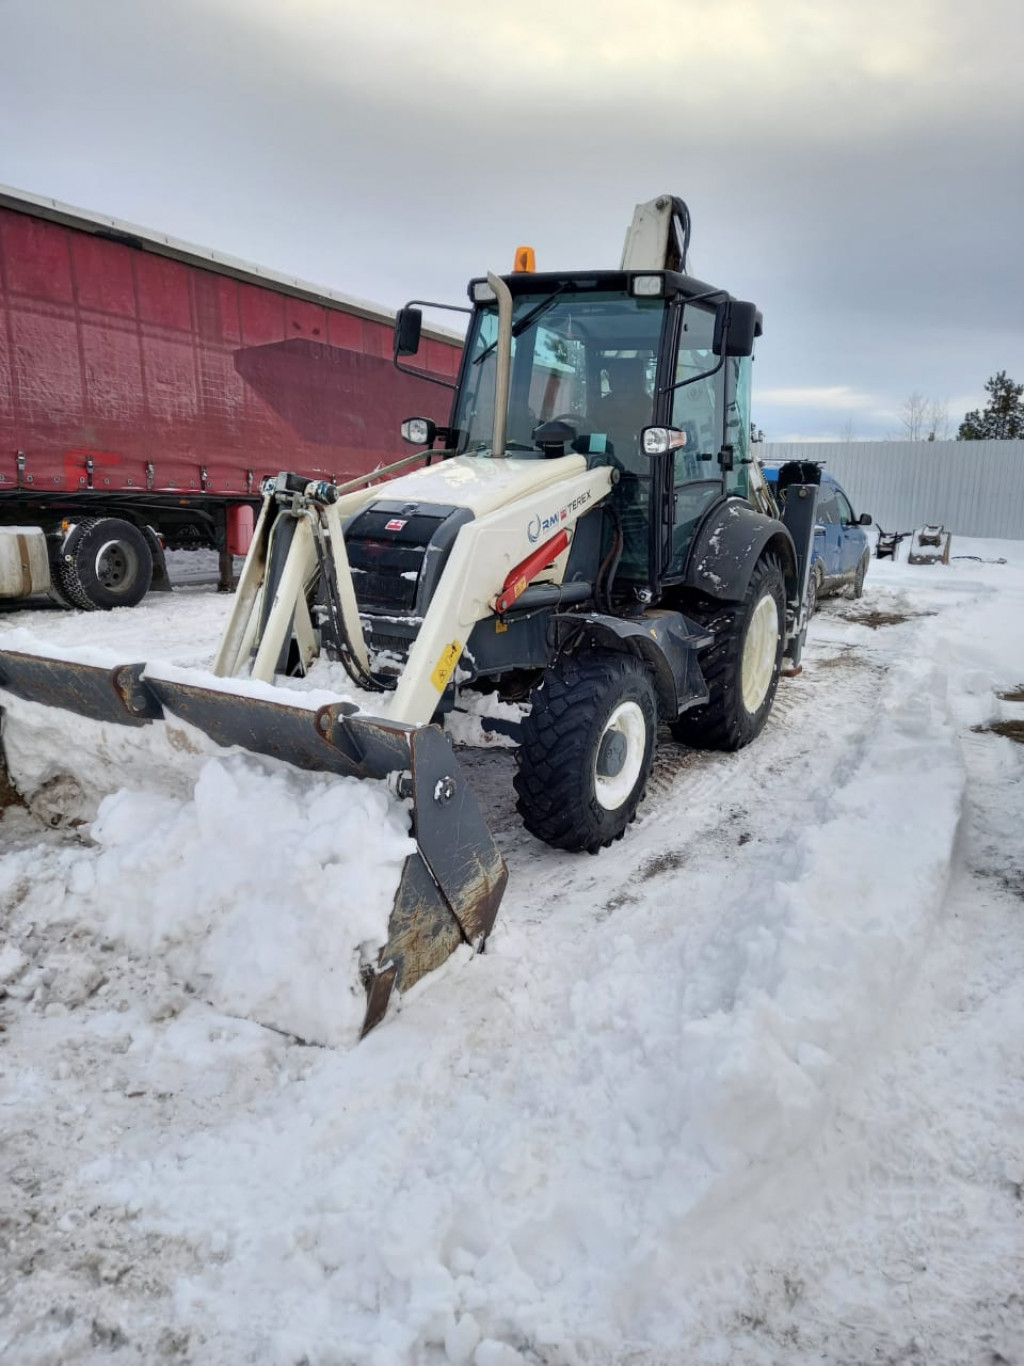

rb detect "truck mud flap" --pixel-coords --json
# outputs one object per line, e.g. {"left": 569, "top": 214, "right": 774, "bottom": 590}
{"left": 0, "top": 648, "right": 507, "bottom": 1038}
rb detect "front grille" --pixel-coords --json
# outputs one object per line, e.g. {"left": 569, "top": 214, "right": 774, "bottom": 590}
{"left": 349, "top": 547, "right": 421, "bottom": 611}
{"left": 345, "top": 498, "right": 470, "bottom": 617}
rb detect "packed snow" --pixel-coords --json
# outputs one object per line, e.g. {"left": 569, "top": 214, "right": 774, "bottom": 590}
{"left": 1, "top": 544, "right": 1023, "bottom": 1365}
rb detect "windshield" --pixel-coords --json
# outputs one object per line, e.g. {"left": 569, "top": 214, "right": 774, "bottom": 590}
{"left": 453, "top": 289, "right": 667, "bottom": 471}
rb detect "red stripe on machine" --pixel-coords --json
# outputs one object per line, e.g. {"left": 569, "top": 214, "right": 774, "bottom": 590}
{"left": 495, "top": 530, "right": 570, "bottom": 614}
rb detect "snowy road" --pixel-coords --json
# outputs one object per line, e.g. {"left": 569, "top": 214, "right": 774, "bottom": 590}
{"left": 1, "top": 546, "right": 1023, "bottom": 1365}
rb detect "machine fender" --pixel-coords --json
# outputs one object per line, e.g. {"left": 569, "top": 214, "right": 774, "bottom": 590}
{"left": 684, "top": 501, "right": 797, "bottom": 602}
{"left": 553, "top": 609, "right": 711, "bottom": 719}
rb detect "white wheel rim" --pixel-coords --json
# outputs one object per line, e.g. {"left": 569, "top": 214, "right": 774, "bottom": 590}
{"left": 594, "top": 700, "right": 647, "bottom": 811}
{"left": 741, "top": 592, "right": 779, "bottom": 714}
{"left": 95, "top": 539, "right": 137, "bottom": 591}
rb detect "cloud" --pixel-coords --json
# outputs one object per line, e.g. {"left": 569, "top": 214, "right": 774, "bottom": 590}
{"left": 0, "top": 0, "right": 1020, "bottom": 444}
{"left": 756, "top": 386, "right": 882, "bottom": 412}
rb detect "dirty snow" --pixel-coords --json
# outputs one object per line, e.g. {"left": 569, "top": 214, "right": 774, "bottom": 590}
{"left": 1, "top": 541, "right": 1023, "bottom": 1364}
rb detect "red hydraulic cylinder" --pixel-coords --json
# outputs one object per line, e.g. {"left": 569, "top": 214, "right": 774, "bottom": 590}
{"left": 495, "top": 529, "right": 570, "bottom": 614}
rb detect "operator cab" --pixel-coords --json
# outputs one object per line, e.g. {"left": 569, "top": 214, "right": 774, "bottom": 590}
{"left": 394, "top": 262, "right": 762, "bottom": 600}
{"left": 452, "top": 269, "right": 761, "bottom": 589}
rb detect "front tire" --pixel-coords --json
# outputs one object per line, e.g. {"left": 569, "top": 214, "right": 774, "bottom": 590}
{"left": 514, "top": 649, "right": 657, "bottom": 853}
{"left": 671, "top": 554, "right": 786, "bottom": 752}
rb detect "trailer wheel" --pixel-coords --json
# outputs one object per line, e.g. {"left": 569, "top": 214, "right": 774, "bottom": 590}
{"left": 514, "top": 649, "right": 656, "bottom": 853}
{"left": 671, "top": 554, "right": 785, "bottom": 752}
{"left": 55, "top": 518, "right": 153, "bottom": 611}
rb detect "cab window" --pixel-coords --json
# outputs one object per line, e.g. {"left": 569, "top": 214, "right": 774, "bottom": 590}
{"left": 671, "top": 303, "right": 722, "bottom": 475}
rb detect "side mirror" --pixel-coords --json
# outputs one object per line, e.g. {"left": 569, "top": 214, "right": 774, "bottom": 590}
{"left": 401, "top": 416, "right": 437, "bottom": 446}
{"left": 713, "top": 300, "right": 760, "bottom": 358}
{"left": 859, "top": 512, "right": 873, "bottom": 526}
{"left": 394, "top": 307, "right": 423, "bottom": 358}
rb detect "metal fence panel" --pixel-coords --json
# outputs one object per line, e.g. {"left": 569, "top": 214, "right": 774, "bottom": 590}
{"left": 761, "top": 441, "right": 1024, "bottom": 539}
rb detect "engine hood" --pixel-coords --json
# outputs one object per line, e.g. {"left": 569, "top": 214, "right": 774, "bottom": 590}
{"left": 378, "top": 453, "right": 589, "bottom": 519}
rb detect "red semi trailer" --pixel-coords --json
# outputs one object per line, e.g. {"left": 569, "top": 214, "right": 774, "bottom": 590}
{"left": 0, "top": 186, "right": 460, "bottom": 609}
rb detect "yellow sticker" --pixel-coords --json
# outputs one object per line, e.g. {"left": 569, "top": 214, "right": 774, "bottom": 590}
{"left": 430, "top": 639, "right": 462, "bottom": 692}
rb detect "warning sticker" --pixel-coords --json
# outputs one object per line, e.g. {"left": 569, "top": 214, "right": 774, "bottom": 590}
{"left": 430, "top": 639, "right": 462, "bottom": 692}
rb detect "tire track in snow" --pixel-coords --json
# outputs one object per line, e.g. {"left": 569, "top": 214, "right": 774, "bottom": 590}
{"left": 458, "top": 631, "right": 890, "bottom": 932}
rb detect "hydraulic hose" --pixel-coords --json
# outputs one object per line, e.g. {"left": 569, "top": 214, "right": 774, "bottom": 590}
{"left": 308, "top": 511, "right": 395, "bottom": 694}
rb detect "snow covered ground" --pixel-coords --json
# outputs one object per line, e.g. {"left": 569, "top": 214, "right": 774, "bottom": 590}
{"left": 1, "top": 543, "right": 1023, "bottom": 1365}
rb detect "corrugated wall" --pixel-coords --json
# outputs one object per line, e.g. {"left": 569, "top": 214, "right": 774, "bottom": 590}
{"left": 761, "top": 441, "right": 1024, "bottom": 539}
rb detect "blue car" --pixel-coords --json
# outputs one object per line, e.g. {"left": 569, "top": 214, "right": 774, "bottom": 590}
{"left": 762, "top": 465, "right": 873, "bottom": 613}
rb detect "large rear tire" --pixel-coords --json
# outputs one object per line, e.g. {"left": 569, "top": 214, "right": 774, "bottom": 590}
{"left": 670, "top": 554, "right": 786, "bottom": 752}
{"left": 55, "top": 518, "right": 153, "bottom": 611}
{"left": 514, "top": 649, "right": 657, "bottom": 853}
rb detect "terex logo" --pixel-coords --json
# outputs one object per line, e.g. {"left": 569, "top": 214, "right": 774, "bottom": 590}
{"left": 529, "top": 488, "right": 594, "bottom": 542}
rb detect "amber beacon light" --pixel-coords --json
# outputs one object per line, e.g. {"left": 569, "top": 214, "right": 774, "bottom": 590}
{"left": 513, "top": 245, "right": 536, "bottom": 273}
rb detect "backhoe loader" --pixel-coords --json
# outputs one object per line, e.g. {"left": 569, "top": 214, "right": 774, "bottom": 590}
{"left": 0, "top": 196, "right": 820, "bottom": 1035}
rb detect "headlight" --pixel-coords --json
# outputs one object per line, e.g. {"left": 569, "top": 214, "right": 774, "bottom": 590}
{"left": 471, "top": 281, "right": 497, "bottom": 303}
{"left": 642, "top": 426, "right": 687, "bottom": 455}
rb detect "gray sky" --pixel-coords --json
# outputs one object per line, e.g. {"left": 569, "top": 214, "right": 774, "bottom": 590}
{"left": 1, "top": 0, "right": 1021, "bottom": 440}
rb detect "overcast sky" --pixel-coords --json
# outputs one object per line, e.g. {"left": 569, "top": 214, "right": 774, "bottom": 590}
{"left": 1, "top": 0, "right": 1021, "bottom": 440}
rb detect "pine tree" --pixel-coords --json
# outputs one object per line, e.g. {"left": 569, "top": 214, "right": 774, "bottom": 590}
{"left": 958, "top": 372, "right": 1024, "bottom": 440}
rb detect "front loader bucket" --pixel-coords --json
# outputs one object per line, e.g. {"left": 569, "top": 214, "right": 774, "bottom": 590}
{"left": 0, "top": 648, "right": 507, "bottom": 1038}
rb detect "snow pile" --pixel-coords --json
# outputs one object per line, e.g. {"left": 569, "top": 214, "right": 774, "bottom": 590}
{"left": 444, "top": 691, "right": 527, "bottom": 748}
{"left": 0, "top": 690, "right": 212, "bottom": 825}
{"left": 0, "top": 624, "right": 416, "bottom": 1045}
{"left": 61, "top": 756, "right": 414, "bottom": 1046}
{"left": 677, "top": 656, "right": 964, "bottom": 1169}
{"left": 3, "top": 754, "right": 417, "bottom": 1049}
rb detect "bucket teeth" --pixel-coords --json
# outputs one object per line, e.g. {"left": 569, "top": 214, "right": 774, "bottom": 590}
{"left": 0, "top": 646, "right": 507, "bottom": 1037}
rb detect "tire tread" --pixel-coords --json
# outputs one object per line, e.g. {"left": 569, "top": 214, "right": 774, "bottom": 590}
{"left": 671, "top": 554, "right": 785, "bottom": 753}
{"left": 54, "top": 517, "right": 153, "bottom": 611}
{"left": 513, "top": 649, "right": 656, "bottom": 853}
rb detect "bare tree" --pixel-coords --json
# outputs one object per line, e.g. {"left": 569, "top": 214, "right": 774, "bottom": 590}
{"left": 892, "top": 392, "right": 929, "bottom": 440}
{"left": 926, "top": 400, "right": 951, "bottom": 441}
{"left": 840, "top": 418, "right": 856, "bottom": 442}
{"left": 890, "top": 393, "right": 952, "bottom": 441}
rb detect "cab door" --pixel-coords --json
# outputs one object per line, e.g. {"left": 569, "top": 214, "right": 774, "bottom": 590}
{"left": 667, "top": 302, "right": 725, "bottom": 573}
